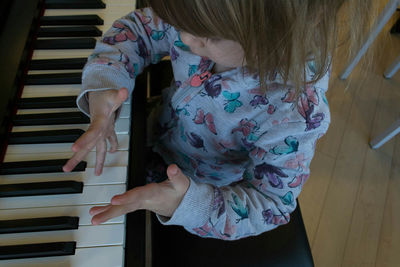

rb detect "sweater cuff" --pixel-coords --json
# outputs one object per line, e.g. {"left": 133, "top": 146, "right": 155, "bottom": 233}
{"left": 76, "top": 88, "right": 119, "bottom": 117}
{"left": 77, "top": 64, "right": 135, "bottom": 117}
{"left": 156, "top": 178, "right": 213, "bottom": 229}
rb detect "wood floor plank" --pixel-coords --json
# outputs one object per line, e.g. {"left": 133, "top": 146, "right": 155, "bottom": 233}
{"left": 298, "top": 151, "right": 336, "bottom": 247}
{"left": 374, "top": 48, "right": 400, "bottom": 266}
{"left": 375, "top": 135, "right": 400, "bottom": 267}
{"left": 341, "top": 68, "right": 399, "bottom": 267}
{"left": 311, "top": 66, "right": 382, "bottom": 267}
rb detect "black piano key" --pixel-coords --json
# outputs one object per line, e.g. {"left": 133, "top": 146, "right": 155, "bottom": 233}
{"left": 0, "top": 242, "right": 76, "bottom": 260}
{"left": 17, "top": 96, "right": 77, "bottom": 109}
{"left": 0, "top": 216, "right": 79, "bottom": 234}
{"left": 9, "top": 129, "right": 84, "bottom": 144}
{"left": 38, "top": 26, "right": 102, "bottom": 38}
{"left": 0, "top": 181, "right": 84, "bottom": 198}
{"left": 13, "top": 112, "right": 89, "bottom": 126}
{"left": 0, "top": 159, "right": 86, "bottom": 175}
{"left": 25, "top": 72, "right": 82, "bottom": 85}
{"left": 35, "top": 38, "right": 96, "bottom": 49}
{"left": 29, "top": 58, "right": 87, "bottom": 70}
{"left": 45, "top": 0, "right": 106, "bottom": 9}
{"left": 40, "top": 15, "right": 104, "bottom": 26}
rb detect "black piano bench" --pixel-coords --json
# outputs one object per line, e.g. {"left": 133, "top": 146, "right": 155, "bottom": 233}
{"left": 150, "top": 202, "right": 314, "bottom": 267}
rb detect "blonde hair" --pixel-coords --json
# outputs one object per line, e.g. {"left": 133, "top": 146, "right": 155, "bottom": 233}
{"left": 148, "top": 0, "right": 374, "bottom": 96}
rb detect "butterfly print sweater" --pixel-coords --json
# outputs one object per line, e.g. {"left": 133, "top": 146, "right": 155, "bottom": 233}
{"left": 77, "top": 8, "right": 331, "bottom": 240}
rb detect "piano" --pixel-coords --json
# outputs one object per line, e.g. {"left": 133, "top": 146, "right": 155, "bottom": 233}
{"left": 0, "top": 0, "right": 149, "bottom": 266}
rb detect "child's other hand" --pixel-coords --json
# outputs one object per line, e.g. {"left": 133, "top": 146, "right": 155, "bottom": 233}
{"left": 62, "top": 88, "right": 129, "bottom": 175}
{"left": 89, "top": 164, "right": 190, "bottom": 225}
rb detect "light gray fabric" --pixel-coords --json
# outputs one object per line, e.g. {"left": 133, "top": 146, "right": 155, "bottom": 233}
{"left": 77, "top": 8, "right": 331, "bottom": 240}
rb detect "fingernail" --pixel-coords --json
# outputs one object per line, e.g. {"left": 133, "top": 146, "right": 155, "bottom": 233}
{"left": 170, "top": 166, "right": 178, "bottom": 175}
{"left": 71, "top": 145, "right": 79, "bottom": 152}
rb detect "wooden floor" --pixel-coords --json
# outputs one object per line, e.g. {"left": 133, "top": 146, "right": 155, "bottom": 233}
{"left": 298, "top": 4, "right": 400, "bottom": 267}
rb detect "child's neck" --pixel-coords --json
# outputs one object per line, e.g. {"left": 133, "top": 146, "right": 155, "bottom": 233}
{"left": 212, "top": 63, "right": 234, "bottom": 74}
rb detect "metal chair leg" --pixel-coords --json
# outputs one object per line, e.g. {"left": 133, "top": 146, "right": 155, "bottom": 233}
{"left": 384, "top": 54, "right": 400, "bottom": 78}
{"left": 370, "top": 119, "right": 400, "bottom": 149}
{"left": 340, "top": 0, "right": 399, "bottom": 79}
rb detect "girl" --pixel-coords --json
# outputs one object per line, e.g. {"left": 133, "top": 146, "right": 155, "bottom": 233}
{"left": 63, "top": 0, "right": 373, "bottom": 240}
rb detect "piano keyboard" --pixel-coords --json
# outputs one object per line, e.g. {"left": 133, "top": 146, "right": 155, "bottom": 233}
{"left": 1, "top": 0, "right": 137, "bottom": 266}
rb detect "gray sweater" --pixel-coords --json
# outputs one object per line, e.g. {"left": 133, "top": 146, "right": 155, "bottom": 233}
{"left": 77, "top": 8, "right": 331, "bottom": 240}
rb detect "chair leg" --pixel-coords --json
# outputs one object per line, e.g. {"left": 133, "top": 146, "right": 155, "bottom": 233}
{"left": 340, "top": 0, "right": 399, "bottom": 79}
{"left": 384, "top": 54, "right": 400, "bottom": 78}
{"left": 370, "top": 119, "right": 400, "bottom": 149}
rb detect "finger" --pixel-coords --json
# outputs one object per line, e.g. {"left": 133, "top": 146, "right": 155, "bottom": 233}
{"left": 63, "top": 146, "right": 94, "bottom": 172}
{"left": 62, "top": 156, "right": 80, "bottom": 173}
{"left": 71, "top": 117, "right": 107, "bottom": 153}
{"left": 89, "top": 205, "right": 111, "bottom": 216}
{"left": 65, "top": 120, "right": 109, "bottom": 172}
{"left": 167, "top": 164, "right": 179, "bottom": 177}
{"left": 166, "top": 164, "right": 190, "bottom": 192}
{"left": 95, "top": 139, "right": 107, "bottom": 176}
{"left": 110, "top": 186, "right": 145, "bottom": 206}
{"left": 110, "top": 192, "right": 132, "bottom": 205}
{"left": 108, "top": 130, "right": 118, "bottom": 153}
{"left": 91, "top": 204, "right": 128, "bottom": 225}
{"left": 111, "top": 87, "right": 129, "bottom": 113}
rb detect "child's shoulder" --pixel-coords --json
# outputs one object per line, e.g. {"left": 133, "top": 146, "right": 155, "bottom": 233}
{"left": 239, "top": 72, "right": 330, "bottom": 134}
{"left": 126, "top": 7, "right": 179, "bottom": 41}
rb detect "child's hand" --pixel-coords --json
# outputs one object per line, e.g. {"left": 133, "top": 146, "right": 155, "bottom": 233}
{"left": 89, "top": 164, "right": 190, "bottom": 225}
{"left": 63, "top": 88, "right": 129, "bottom": 175}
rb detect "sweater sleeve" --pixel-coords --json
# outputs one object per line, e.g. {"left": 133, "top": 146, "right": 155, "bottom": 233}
{"left": 76, "top": 7, "right": 176, "bottom": 117}
{"left": 157, "top": 120, "right": 330, "bottom": 240}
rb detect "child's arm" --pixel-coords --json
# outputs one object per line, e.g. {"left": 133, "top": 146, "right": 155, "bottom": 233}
{"left": 87, "top": 120, "right": 329, "bottom": 239}
{"left": 156, "top": 121, "right": 330, "bottom": 240}
{"left": 77, "top": 8, "right": 174, "bottom": 116}
{"left": 89, "top": 164, "right": 190, "bottom": 224}
{"left": 63, "top": 8, "right": 175, "bottom": 174}
{"left": 63, "top": 88, "right": 129, "bottom": 175}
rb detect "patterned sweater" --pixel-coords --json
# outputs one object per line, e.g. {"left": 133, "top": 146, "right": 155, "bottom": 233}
{"left": 77, "top": 8, "right": 331, "bottom": 240}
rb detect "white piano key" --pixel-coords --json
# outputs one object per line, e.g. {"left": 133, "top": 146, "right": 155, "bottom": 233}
{"left": 6, "top": 133, "right": 129, "bottom": 153}
{"left": 28, "top": 69, "right": 85, "bottom": 75}
{"left": 43, "top": 4, "right": 135, "bottom": 20}
{"left": 11, "top": 117, "right": 130, "bottom": 134}
{"left": 120, "top": 102, "right": 131, "bottom": 118}
{"left": 3, "top": 150, "right": 129, "bottom": 166}
{"left": 22, "top": 84, "right": 82, "bottom": 97}
{"left": 0, "top": 204, "right": 124, "bottom": 225}
{"left": 0, "top": 224, "right": 125, "bottom": 247}
{"left": 17, "top": 107, "right": 79, "bottom": 114}
{"left": 0, "top": 246, "right": 124, "bottom": 267}
{"left": 16, "top": 102, "right": 130, "bottom": 118}
{"left": 0, "top": 166, "right": 127, "bottom": 186}
{"left": 0, "top": 184, "right": 125, "bottom": 209}
{"left": 32, "top": 48, "right": 93, "bottom": 60}
{"left": 21, "top": 84, "right": 133, "bottom": 106}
